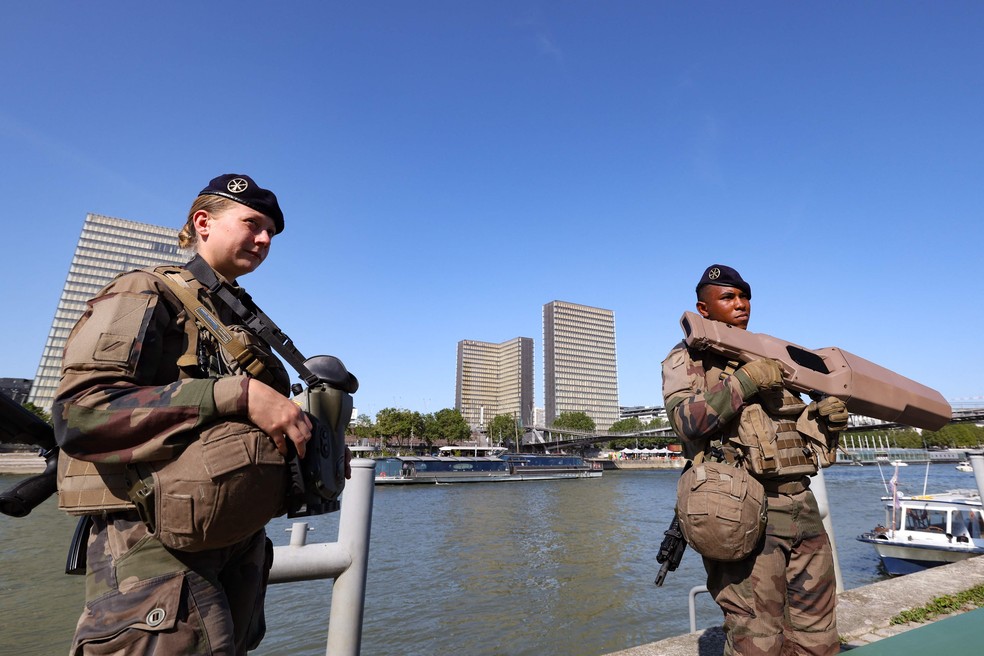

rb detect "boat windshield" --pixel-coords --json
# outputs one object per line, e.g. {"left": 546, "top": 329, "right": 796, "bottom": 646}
{"left": 903, "top": 506, "right": 948, "bottom": 533}
{"left": 375, "top": 458, "right": 404, "bottom": 478}
{"left": 951, "top": 509, "right": 984, "bottom": 540}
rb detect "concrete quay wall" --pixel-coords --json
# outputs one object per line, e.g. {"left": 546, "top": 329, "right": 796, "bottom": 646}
{"left": 607, "top": 555, "right": 984, "bottom": 655}
{"left": 0, "top": 451, "right": 47, "bottom": 474}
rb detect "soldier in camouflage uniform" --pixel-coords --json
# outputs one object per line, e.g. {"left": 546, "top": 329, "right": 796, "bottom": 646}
{"left": 54, "top": 174, "right": 314, "bottom": 655}
{"left": 662, "top": 265, "right": 849, "bottom": 656}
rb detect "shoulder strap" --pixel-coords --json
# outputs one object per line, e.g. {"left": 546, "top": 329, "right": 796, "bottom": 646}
{"left": 184, "top": 256, "right": 320, "bottom": 387}
{"left": 149, "top": 270, "right": 268, "bottom": 380}
{"left": 721, "top": 359, "right": 741, "bottom": 380}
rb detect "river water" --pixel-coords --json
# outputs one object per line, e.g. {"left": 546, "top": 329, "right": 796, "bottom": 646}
{"left": 0, "top": 463, "right": 975, "bottom": 655}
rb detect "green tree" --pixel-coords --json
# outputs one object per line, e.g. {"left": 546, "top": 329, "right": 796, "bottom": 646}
{"left": 609, "top": 417, "right": 643, "bottom": 434}
{"left": 23, "top": 402, "right": 51, "bottom": 424}
{"left": 426, "top": 408, "right": 472, "bottom": 446}
{"left": 607, "top": 417, "right": 644, "bottom": 449}
{"left": 921, "top": 423, "right": 984, "bottom": 448}
{"left": 647, "top": 417, "right": 667, "bottom": 429}
{"left": 350, "top": 414, "right": 375, "bottom": 441}
{"left": 375, "top": 407, "right": 424, "bottom": 450}
{"left": 487, "top": 414, "right": 520, "bottom": 446}
{"left": 552, "top": 411, "right": 596, "bottom": 433}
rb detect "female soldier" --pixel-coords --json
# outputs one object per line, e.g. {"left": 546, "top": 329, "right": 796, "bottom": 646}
{"left": 54, "top": 174, "right": 310, "bottom": 655}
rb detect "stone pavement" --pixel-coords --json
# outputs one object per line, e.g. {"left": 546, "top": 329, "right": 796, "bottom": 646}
{"left": 606, "top": 555, "right": 984, "bottom": 655}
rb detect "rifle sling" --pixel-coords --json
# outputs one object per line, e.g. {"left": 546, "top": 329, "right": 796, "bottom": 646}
{"left": 184, "top": 256, "right": 319, "bottom": 386}
{"left": 150, "top": 270, "right": 270, "bottom": 381}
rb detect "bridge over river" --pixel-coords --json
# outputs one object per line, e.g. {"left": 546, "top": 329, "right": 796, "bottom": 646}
{"left": 520, "top": 406, "right": 984, "bottom": 453}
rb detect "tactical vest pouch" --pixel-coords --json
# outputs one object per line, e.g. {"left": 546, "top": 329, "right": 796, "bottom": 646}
{"left": 58, "top": 454, "right": 135, "bottom": 515}
{"left": 676, "top": 460, "right": 767, "bottom": 562}
{"left": 733, "top": 404, "right": 818, "bottom": 478}
{"left": 124, "top": 420, "right": 288, "bottom": 552}
{"left": 796, "top": 408, "right": 838, "bottom": 468}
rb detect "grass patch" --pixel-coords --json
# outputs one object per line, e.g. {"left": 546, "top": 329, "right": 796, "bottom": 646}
{"left": 890, "top": 583, "right": 984, "bottom": 625}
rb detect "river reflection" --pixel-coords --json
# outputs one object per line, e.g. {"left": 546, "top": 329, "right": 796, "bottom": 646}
{"left": 1, "top": 463, "right": 975, "bottom": 656}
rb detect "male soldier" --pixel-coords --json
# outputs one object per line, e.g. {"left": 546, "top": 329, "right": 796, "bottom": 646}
{"left": 661, "top": 264, "right": 848, "bottom": 656}
{"left": 54, "top": 174, "right": 321, "bottom": 654}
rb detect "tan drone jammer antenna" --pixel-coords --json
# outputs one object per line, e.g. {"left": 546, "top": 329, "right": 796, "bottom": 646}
{"left": 680, "top": 311, "right": 951, "bottom": 431}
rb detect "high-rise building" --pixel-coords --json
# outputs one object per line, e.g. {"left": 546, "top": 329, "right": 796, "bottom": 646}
{"left": 28, "top": 214, "right": 190, "bottom": 412}
{"left": 543, "top": 300, "right": 619, "bottom": 431}
{"left": 455, "top": 337, "right": 534, "bottom": 431}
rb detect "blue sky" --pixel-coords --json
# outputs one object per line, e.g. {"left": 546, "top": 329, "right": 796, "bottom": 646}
{"left": 2, "top": 2, "right": 982, "bottom": 419}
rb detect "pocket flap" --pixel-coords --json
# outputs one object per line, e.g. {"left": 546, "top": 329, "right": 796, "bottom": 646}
{"left": 201, "top": 430, "right": 252, "bottom": 478}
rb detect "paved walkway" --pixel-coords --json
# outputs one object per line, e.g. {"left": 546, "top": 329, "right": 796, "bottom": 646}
{"left": 607, "top": 556, "right": 984, "bottom": 655}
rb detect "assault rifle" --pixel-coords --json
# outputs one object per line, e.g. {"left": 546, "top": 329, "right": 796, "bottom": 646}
{"left": 654, "top": 460, "right": 693, "bottom": 587}
{"left": 0, "top": 394, "right": 58, "bottom": 518}
{"left": 680, "top": 312, "right": 952, "bottom": 431}
{"left": 654, "top": 514, "right": 687, "bottom": 586}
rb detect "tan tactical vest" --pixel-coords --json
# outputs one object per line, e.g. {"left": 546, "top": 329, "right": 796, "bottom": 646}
{"left": 692, "top": 349, "right": 819, "bottom": 481}
{"left": 58, "top": 265, "right": 291, "bottom": 520}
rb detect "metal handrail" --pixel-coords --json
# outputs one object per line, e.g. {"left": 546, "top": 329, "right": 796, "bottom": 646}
{"left": 268, "top": 458, "right": 375, "bottom": 656}
{"left": 689, "top": 585, "right": 710, "bottom": 633}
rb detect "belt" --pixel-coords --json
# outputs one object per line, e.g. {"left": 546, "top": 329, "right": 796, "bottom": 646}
{"left": 761, "top": 477, "right": 810, "bottom": 495}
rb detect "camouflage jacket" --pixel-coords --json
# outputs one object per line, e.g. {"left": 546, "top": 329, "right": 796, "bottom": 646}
{"left": 662, "top": 340, "right": 747, "bottom": 459}
{"left": 54, "top": 260, "right": 290, "bottom": 512}
{"left": 662, "top": 340, "right": 825, "bottom": 466}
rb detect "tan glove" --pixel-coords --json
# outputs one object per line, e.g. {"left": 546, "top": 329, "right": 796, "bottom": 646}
{"left": 736, "top": 358, "right": 784, "bottom": 392}
{"left": 815, "top": 396, "right": 849, "bottom": 431}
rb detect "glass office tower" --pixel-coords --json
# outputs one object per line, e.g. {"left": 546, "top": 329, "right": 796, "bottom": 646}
{"left": 543, "top": 300, "right": 619, "bottom": 431}
{"left": 28, "top": 214, "right": 190, "bottom": 412}
{"left": 455, "top": 337, "right": 534, "bottom": 432}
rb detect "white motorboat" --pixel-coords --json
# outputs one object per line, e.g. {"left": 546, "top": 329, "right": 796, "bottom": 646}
{"left": 857, "top": 489, "right": 984, "bottom": 575}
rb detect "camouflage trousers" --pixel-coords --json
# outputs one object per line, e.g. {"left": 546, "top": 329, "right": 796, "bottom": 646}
{"left": 703, "top": 488, "right": 838, "bottom": 656}
{"left": 69, "top": 511, "right": 273, "bottom": 656}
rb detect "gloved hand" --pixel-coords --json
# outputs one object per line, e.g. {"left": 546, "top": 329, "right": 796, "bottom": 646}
{"left": 815, "top": 396, "right": 849, "bottom": 431}
{"left": 735, "top": 358, "right": 785, "bottom": 397}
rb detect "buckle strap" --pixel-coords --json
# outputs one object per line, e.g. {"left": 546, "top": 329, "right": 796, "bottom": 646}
{"left": 761, "top": 478, "right": 809, "bottom": 494}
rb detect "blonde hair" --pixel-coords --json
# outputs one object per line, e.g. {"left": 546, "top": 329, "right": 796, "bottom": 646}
{"left": 178, "top": 195, "right": 239, "bottom": 250}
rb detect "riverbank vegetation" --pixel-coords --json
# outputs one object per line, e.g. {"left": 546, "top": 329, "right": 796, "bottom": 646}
{"left": 891, "top": 583, "right": 984, "bottom": 624}
{"left": 349, "top": 407, "right": 472, "bottom": 451}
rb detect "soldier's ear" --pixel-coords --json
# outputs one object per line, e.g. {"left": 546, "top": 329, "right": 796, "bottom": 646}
{"left": 696, "top": 300, "right": 710, "bottom": 318}
{"left": 193, "top": 210, "right": 211, "bottom": 238}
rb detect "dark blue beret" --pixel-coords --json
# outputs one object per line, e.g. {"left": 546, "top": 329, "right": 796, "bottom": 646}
{"left": 198, "top": 173, "right": 284, "bottom": 234}
{"left": 696, "top": 264, "right": 751, "bottom": 299}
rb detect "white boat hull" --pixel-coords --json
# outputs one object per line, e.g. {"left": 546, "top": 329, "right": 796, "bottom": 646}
{"left": 857, "top": 489, "right": 984, "bottom": 576}
{"left": 858, "top": 534, "right": 984, "bottom": 575}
